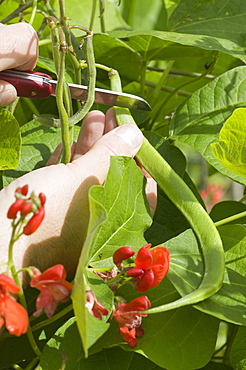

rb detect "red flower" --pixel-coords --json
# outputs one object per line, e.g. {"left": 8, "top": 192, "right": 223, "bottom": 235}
{"left": 30, "top": 265, "right": 73, "bottom": 318}
{"left": 113, "top": 296, "right": 151, "bottom": 348}
{"left": 0, "top": 274, "right": 28, "bottom": 336}
{"left": 23, "top": 207, "right": 45, "bottom": 235}
{"left": 86, "top": 290, "right": 109, "bottom": 319}
{"left": 113, "top": 246, "right": 135, "bottom": 266}
{"left": 127, "top": 244, "right": 170, "bottom": 292}
{"left": 16, "top": 185, "right": 29, "bottom": 196}
{"left": 7, "top": 199, "right": 25, "bottom": 219}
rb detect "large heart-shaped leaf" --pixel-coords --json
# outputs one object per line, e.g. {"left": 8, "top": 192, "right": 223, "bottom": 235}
{"left": 72, "top": 156, "right": 152, "bottom": 356}
{"left": 169, "top": 66, "right": 246, "bottom": 185}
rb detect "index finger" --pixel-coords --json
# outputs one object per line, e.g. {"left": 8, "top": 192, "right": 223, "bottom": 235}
{"left": 0, "top": 23, "right": 38, "bottom": 72}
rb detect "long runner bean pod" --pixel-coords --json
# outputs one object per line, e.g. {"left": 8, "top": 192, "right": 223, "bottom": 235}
{"left": 110, "top": 70, "right": 225, "bottom": 313}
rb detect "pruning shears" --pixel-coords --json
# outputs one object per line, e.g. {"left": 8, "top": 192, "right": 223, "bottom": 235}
{"left": 0, "top": 69, "right": 151, "bottom": 111}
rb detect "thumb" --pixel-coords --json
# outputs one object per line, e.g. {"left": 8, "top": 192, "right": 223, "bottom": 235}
{"left": 0, "top": 81, "right": 17, "bottom": 107}
{"left": 74, "top": 123, "right": 143, "bottom": 161}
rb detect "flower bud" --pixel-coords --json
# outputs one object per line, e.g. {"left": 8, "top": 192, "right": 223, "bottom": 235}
{"left": 20, "top": 201, "right": 33, "bottom": 216}
{"left": 113, "top": 246, "right": 135, "bottom": 266}
{"left": 39, "top": 193, "right": 46, "bottom": 206}
{"left": 15, "top": 185, "right": 29, "bottom": 196}
{"left": 7, "top": 199, "right": 25, "bottom": 219}
{"left": 23, "top": 207, "right": 45, "bottom": 235}
{"left": 126, "top": 268, "right": 144, "bottom": 277}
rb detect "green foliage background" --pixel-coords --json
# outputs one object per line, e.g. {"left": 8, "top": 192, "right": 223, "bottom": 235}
{"left": 1, "top": 0, "right": 246, "bottom": 369}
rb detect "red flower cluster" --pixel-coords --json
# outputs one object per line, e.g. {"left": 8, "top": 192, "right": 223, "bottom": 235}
{"left": 113, "top": 296, "right": 151, "bottom": 348}
{"left": 0, "top": 274, "right": 28, "bottom": 336}
{"left": 7, "top": 185, "right": 46, "bottom": 235}
{"left": 113, "top": 244, "right": 170, "bottom": 292}
{"left": 30, "top": 265, "right": 73, "bottom": 318}
{"left": 200, "top": 183, "right": 224, "bottom": 210}
{"left": 86, "top": 290, "right": 109, "bottom": 319}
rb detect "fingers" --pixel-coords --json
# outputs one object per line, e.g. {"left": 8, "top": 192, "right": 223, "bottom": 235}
{"left": 0, "top": 23, "right": 38, "bottom": 107}
{"left": 105, "top": 107, "right": 117, "bottom": 133}
{"left": 73, "top": 110, "right": 105, "bottom": 158}
{"left": 72, "top": 123, "right": 143, "bottom": 184}
{"left": 0, "top": 23, "right": 38, "bottom": 72}
{"left": 0, "top": 80, "right": 17, "bottom": 107}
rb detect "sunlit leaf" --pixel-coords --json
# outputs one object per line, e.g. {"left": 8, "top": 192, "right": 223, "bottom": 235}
{"left": 0, "top": 108, "right": 21, "bottom": 170}
{"left": 211, "top": 108, "right": 246, "bottom": 177}
{"left": 170, "top": 66, "right": 246, "bottom": 185}
{"left": 72, "top": 156, "right": 152, "bottom": 356}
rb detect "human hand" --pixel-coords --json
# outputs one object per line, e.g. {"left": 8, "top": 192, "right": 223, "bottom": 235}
{"left": 0, "top": 23, "right": 38, "bottom": 107}
{"left": 0, "top": 110, "right": 156, "bottom": 283}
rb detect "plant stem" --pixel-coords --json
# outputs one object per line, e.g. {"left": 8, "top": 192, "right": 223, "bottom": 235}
{"left": 150, "top": 60, "right": 175, "bottom": 105}
{"left": 29, "top": 0, "right": 37, "bottom": 26}
{"left": 89, "top": 0, "right": 97, "bottom": 29}
{"left": 215, "top": 210, "right": 246, "bottom": 227}
{"left": 31, "top": 303, "right": 73, "bottom": 332}
{"left": 7, "top": 225, "right": 41, "bottom": 357}
{"left": 147, "top": 66, "right": 215, "bottom": 79}
{"left": 143, "top": 79, "right": 191, "bottom": 97}
{"left": 56, "top": 43, "right": 71, "bottom": 163}
{"left": 35, "top": 29, "right": 97, "bottom": 128}
{"left": 23, "top": 357, "right": 39, "bottom": 370}
{"left": 140, "top": 61, "right": 147, "bottom": 96}
{"left": 99, "top": 0, "right": 106, "bottom": 33}
{"left": 223, "top": 324, "right": 239, "bottom": 365}
{"left": 150, "top": 54, "right": 218, "bottom": 125}
{"left": 0, "top": 1, "right": 42, "bottom": 23}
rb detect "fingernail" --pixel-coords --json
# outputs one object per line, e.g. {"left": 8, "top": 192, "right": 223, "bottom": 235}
{"left": 115, "top": 124, "right": 143, "bottom": 149}
{"left": 0, "top": 90, "right": 17, "bottom": 107}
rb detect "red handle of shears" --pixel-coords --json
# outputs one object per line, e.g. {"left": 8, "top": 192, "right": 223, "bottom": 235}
{"left": 0, "top": 70, "right": 53, "bottom": 99}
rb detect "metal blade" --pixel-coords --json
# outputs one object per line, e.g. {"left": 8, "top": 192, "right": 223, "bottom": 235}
{"left": 49, "top": 80, "right": 151, "bottom": 111}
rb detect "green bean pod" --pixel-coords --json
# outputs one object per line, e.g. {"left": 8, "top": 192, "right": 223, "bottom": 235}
{"left": 111, "top": 71, "right": 225, "bottom": 314}
{"left": 35, "top": 33, "right": 96, "bottom": 128}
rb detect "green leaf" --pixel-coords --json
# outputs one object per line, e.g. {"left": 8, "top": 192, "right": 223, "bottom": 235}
{"left": 0, "top": 108, "right": 21, "bottom": 170}
{"left": 93, "top": 34, "right": 141, "bottom": 81}
{"left": 169, "top": 66, "right": 246, "bottom": 186}
{"left": 109, "top": 30, "right": 212, "bottom": 62}
{"left": 40, "top": 321, "right": 164, "bottom": 369}
{"left": 165, "top": 226, "right": 246, "bottom": 325}
{"left": 144, "top": 131, "right": 190, "bottom": 244}
{"left": 230, "top": 326, "right": 246, "bottom": 370}
{"left": 72, "top": 156, "right": 152, "bottom": 356}
{"left": 138, "top": 306, "right": 219, "bottom": 370}
{"left": 210, "top": 201, "right": 246, "bottom": 225}
{"left": 119, "top": 0, "right": 168, "bottom": 31}
{"left": 211, "top": 108, "right": 246, "bottom": 177}
{"left": 144, "top": 131, "right": 205, "bottom": 245}
{"left": 91, "top": 279, "right": 219, "bottom": 370}
{"left": 169, "top": 0, "right": 246, "bottom": 61}
{"left": 53, "top": 0, "right": 130, "bottom": 34}
{"left": 88, "top": 157, "right": 152, "bottom": 262}
{"left": 2, "top": 120, "right": 80, "bottom": 185}
{"left": 201, "top": 362, "right": 232, "bottom": 370}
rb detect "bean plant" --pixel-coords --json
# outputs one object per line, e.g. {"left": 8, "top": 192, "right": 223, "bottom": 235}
{"left": 0, "top": 1, "right": 246, "bottom": 369}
